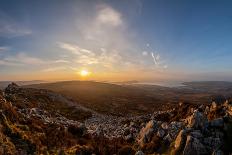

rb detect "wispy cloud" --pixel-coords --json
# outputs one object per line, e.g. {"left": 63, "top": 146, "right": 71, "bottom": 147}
{"left": 4, "top": 53, "right": 45, "bottom": 65}
{"left": 57, "top": 42, "right": 95, "bottom": 56}
{"left": 96, "top": 5, "right": 123, "bottom": 26}
{"left": 58, "top": 42, "right": 124, "bottom": 69}
{"left": 41, "top": 66, "right": 67, "bottom": 72}
{"left": 0, "top": 46, "right": 10, "bottom": 52}
{"left": 0, "top": 60, "right": 20, "bottom": 66}
{"left": 1, "top": 52, "right": 68, "bottom": 67}
{"left": 142, "top": 51, "right": 148, "bottom": 56}
{"left": 0, "top": 11, "right": 32, "bottom": 38}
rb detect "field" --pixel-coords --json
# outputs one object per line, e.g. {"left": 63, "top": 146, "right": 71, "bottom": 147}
{"left": 25, "top": 81, "right": 232, "bottom": 116}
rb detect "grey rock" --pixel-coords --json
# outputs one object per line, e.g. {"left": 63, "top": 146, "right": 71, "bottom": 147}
{"left": 203, "top": 137, "right": 222, "bottom": 148}
{"left": 210, "top": 118, "right": 224, "bottom": 128}
{"left": 190, "top": 130, "right": 203, "bottom": 139}
{"left": 135, "top": 151, "right": 144, "bottom": 155}
{"left": 186, "top": 110, "right": 208, "bottom": 129}
{"left": 183, "top": 135, "right": 209, "bottom": 155}
{"left": 157, "top": 128, "right": 165, "bottom": 138}
{"left": 212, "top": 150, "right": 224, "bottom": 155}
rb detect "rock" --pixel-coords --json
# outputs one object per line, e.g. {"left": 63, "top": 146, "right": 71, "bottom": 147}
{"left": 157, "top": 128, "right": 165, "bottom": 138}
{"left": 161, "top": 122, "right": 168, "bottom": 130}
{"left": 186, "top": 110, "right": 208, "bottom": 129}
{"left": 174, "top": 130, "right": 187, "bottom": 151}
{"left": 205, "top": 106, "right": 210, "bottom": 115}
{"left": 213, "top": 131, "right": 224, "bottom": 139}
{"left": 163, "top": 133, "right": 173, "bottom": 143}
{"left": 135, "top": 150, "right": 144, "bottom": 155}
{"left": 210, "top": 118, "right": 224, "bottom": 128}
{"left": 125, "top": 134, "right": 133, "bottom": 142}
{"left": 137, "top": 120, "right": 156, "bottom": 147}
{"left": 210, "top": 102, "right": 218, "bottom": 111}
{"left": 183, "top": 135, "right": 209, "bottom": 155}
{"left": 212, "top": 149, "right": 224, "bottom": 155}
{"left": 203, "top": 137, "right": 222, "bottom": 148}
{"left": 190, "top": 130, "right": 203, "bottom": 139}
{"left": 4, "top": 82, "right": 19, "bottom": 94}
{"left": 130, "top": 121, "right": 135, "bottom": 127}
{"left": 123, "top": 127, "right": 130, "bottom": 136}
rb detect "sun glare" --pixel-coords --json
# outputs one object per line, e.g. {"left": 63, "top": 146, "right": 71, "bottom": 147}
{"left": 80, "top": 70, "right": 90, "bottom": 77}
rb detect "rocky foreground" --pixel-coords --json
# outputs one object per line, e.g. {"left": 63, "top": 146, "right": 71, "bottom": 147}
{"left": 0, "top": 83, "right": 232, "bottom": 154}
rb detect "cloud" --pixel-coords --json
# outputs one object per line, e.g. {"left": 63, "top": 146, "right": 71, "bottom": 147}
{"left": 1, "top": 52, "right": 68, "bottom": 66}
{"left": 41, "top": 66, "right": 66, "bottom": 72}
{"left": 150, "top": 52, "right": 168, "bottom": 69}
{"left": 142, "top": 51, "right": 148, "bottom": 56}
{"left": 4, "top": 53, "right": 45, "bottom": 65}
{"left": 0, "top": 60, "right": 20, "bottom": 66}
{"left": 0, "top": 46, "right": 9, "bottom": 52}
{"left": 57, "top": 42, "right": 95, "bottom": 56}
{"left": 96, "top": 5, "right": 122, "bottom": 26}
{"left": 0, "top": 11, "right": 31, "bottom": 38}
{"left": 58, "top": 42, "right": 124, "bottom": 69}
{"left": 151, "top": 52, "right": 159, "bottom": 65}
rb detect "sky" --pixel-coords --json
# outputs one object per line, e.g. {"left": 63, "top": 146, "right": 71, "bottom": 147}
{"left": 0, "top": 0, "right": 232, "bottom": 82}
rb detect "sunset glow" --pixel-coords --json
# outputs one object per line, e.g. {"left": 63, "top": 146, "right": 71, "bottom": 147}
{"left": 79, "top": 70, "right": 91, "bottom": 77}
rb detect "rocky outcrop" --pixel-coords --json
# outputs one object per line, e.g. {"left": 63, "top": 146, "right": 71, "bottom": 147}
{"left": 183, "top": 135, "right": 209, "bottom": 155}
{"left": 1, "top": 83, "right": 232, "bottom": 154}
{"left": 185, "top": 110, "right": 208, "bottom": 129}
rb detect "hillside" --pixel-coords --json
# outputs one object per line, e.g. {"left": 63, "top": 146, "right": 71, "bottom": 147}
{"left": 25, "top": 81, "right": 170, "bottom": 115}
{"left": 25, "top": 81, "right": 232, "bottom": 116}
{"left": 1, "top": 83, "right": 232, "bottom": 154}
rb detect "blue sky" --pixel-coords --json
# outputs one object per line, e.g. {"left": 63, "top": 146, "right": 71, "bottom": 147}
{"left": 0, "top": 0, "right": 232, "bottom": 81}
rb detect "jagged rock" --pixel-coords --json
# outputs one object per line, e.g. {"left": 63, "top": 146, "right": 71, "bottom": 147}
{"left": 135, "top": 150, "right": 144, "bottom": 155}
{"left": 203, "top": 137, "right": 222, "bottom": 148}
{"left": 157, "top": 128, "right": 165, "bottom": 138}
{"left": 190, "top": 130, "right": 203, "bottom": 139}
{"left": 183, "top": 135, "right": 209, "bottom": 155}
{"left": 186, "top": 110, "right": 208, "bottom": 129}
{"left": 213, "top": 131, "right": 224, "bottom": 139}
{"left": 130, "top": 121, "right": 135, "bottom": 127}
{"left": 137, "top": 120, "right": 157, "bottom": 146}
{"left": 212, "top": 150, "right": 224, "bottom": 155}
{"left": 175, "top": 129, "right": 187, "bottom": 151}
{"left": 210, "top": 118, "right": 224, "bottom": 128}
{"left": 4, "top": 82, "right": 19, "bottom": 94}
{"left": 205, "top": 106, "right": 210, "bottom": 115}
{"left": 161, "top": 122, "right": 168, "bottom": 130}
{"left": 163, "top": 133, "right": 173, "bottom": 143}
{"left": 125, "top": 134, "right": 133, "bottom": 141}
{"left": 210, "top": 102, "right": 218, "bottom": 112}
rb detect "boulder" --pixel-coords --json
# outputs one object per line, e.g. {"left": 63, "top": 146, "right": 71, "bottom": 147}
{"left": 161, "top": 122, "right": 168, "bottom": 130}
{"left": 212, "top": 150, "right": 224, "bottom": 155}
{"left": 186, "top": 110, "right": 208, "bottom": 129}
{"left": 203, "top": 137, "right": 222, "bottom": 148}
{"left": 135, "top": 151, "right": 144, "bottom": 155}
{"left": 190, "top": 130, "right": 203, "bottom": 139}
{"left": 210, "top": 118, "right": 224, "bottom": 128}
{"left": 183, "top": 135, "right": 209, "bottom": 155}
{"left": 137, "top": 120, "right": 157, "bottom": 146}
{"left": 157, "top": 128, "right": 165, "bottom": 138}
{"left": 4, "top": 82, "right": 19, "bottom": 94}
{"left": 174, "top": 130, "right": 187, "bottom": 151}
{"left": 163, "top": 133, "right": 173, "bottom": 143}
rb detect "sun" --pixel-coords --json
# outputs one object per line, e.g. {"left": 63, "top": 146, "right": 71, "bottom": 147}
{"left": 79, "top": 69, "right": 90, "bottom": 77}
